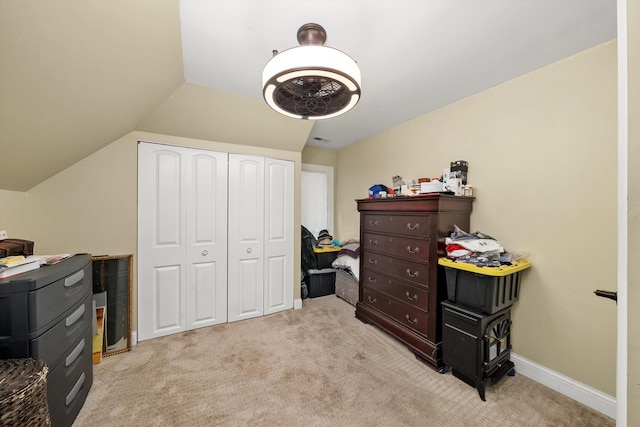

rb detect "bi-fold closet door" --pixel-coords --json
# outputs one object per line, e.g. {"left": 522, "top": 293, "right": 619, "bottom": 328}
{"left": 137, "top": 142, "right": 293, "bottom": 342}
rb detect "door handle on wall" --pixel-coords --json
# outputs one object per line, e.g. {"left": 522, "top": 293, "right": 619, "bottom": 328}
{"left": 594, "top": 289, "right": 617, "bottom": 303}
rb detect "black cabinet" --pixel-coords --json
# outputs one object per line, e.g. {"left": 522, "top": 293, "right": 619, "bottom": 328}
{"left": 442, "top": 301, "right": 514, "bottom": 401}
{"left": 0, "top": 254, "right": 94, "bottom": 427}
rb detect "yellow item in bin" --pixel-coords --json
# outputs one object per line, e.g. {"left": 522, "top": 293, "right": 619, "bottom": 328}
{"left": 313, "top": 246, "right": 340, "bottom": 253}
{"left": 438, "top": 257, "right": 531, "bottom": 275}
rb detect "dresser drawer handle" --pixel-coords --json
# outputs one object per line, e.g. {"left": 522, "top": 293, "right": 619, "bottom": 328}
{"left": 66, "top": 338, "right": 85, "bottom": 367}
{"left": 66, "top": 372, "right": 86, "bottom": 407}
{"left": 406, "top": 223, "right": 419, "bottom": 230}
{"left": 406, "top": 269, "right": 419, "bottom": 278}
{"left": 369, "top": 220, "right": 378, "bottom": 226}
{"left": 369, "top": 239, "right": 378, "bottom": 245}
{"left": 405, "top": 291, "right": 418, "bottom": 301}
{"left": 64, "top": 270, "right": 85, "bottom": 287}
{"left": 65, "top": 303, "right": 86, "bottom": 327}
{"left": 406, "top": 246, "right": 419, "bottom": 254}
{"left": 368, "top": 296, "right": 377, "bottom": 304}
{"left": 368, "top": 258, "right": 377, "bottom": 264}
{"left": 405, "top": 314, "right": 418, "bottom": 324}
{"left": 368, "top": 277, "right": 377, "bottom": 283}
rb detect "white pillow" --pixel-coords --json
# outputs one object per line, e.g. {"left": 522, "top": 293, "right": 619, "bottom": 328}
{"left": 332, "top": 255, "right": 359, "bottom": 281}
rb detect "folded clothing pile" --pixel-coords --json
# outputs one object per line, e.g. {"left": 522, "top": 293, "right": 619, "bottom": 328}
{"left": 445, "top": 226, "right": 513, "bottom": 267}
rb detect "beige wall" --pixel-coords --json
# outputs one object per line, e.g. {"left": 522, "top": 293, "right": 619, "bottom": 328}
{"left": 25, "top": 131, "right": 302, "bottom": 333}
{"left": 0, "top": 190, "right": 27, "bottom": 238}
{"left": 627, "top": 0, "right": 640, "bottom": 424}
{"left": 302, "top": 145, "right": 338, "bottom": 168}
{"left": 336, "top": 41, "right": 618, "bottom": 396}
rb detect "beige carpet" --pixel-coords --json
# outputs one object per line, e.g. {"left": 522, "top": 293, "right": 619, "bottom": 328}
{"left": 74, "top": 296, "right": 614, "bottom": 427}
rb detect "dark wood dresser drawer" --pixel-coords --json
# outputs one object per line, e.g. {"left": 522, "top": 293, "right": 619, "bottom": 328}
{"left": 362, "top": 287, "right": 429, "bottom": 337}
{"left": 361, "top": 268, "right": 430, "bottom": 312}
{"left": 362, "top": 213, "right": 431, "bottom": 238}
{"left": 363, "top": 232, "right": 431, "bottom": 263}
{"left": 362, "top": 250, "right": 430, "bottom": 288}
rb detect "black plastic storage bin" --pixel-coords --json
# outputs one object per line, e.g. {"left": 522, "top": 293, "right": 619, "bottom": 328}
{"left": 438, "top": 258, "right": 531, "bottom": 314}
{"left": 313, "top": 247, "right": 340, "bottom": 269}
{"left": 306, "top": 268, "right": 336, "bottom": 298}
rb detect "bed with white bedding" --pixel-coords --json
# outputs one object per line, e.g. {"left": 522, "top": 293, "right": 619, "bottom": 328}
{"left": 331, "top": 243, "right": 360, "bottom": 306}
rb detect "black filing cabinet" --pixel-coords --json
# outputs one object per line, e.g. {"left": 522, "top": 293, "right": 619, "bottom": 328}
{"left": 441, "top": 301, "right": 514, "bottom": 401}
{"left": 0, "top": 254, "right": 94, "bottom": 427}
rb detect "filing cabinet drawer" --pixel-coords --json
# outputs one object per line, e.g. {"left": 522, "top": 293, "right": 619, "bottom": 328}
{"left": 30, "top": 290, "right": 92, "bottom": 369}
{"left": 29, "top": 261, "right": 92, "bottom": 335}
{"left": 46, "top": 321, "right": 93, "bottom": 413}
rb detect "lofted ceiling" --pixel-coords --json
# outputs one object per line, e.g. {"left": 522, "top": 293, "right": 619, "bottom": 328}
{"left": 180, "top": 0, "right": 617, "bottom": 150}
{"left": 0, "top": 0, "right": 616, "bottom": 191}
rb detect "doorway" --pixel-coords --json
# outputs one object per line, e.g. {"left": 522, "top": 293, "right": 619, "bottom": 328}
{"left": 301, "top": 163, "right": 334, "bottom": 238}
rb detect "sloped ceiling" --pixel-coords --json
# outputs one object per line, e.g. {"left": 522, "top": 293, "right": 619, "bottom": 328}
{"left": 0, "top": 0, "right": 309, "bottom": 191}
{"left": 0, "top": 1, "right": 184, "bottom": 191}
{"left": 0, "top": 0, "right": 616, "bottom": 191}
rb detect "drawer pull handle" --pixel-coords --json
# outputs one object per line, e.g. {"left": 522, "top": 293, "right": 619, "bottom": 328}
{"left": 368, "top": 277, "right": 377, "bottom": 283}
{"left": 406, "top": 269, "right": 419, "bottom": 278}
{"left": 405, "top": 314, "right": 418, "bottom": 324}
{"left": 66, "top": 338, "right": 85, "bottom": 367}
{"left": 369, "top": 239, "right": 378, "bottom": 245}
{"left": 407, "top": 223, "right": 419, "bottom": 230}
{"left": 406, "top": 246, "right": 419, "bottom": 254}
{"left": 66, "top": 372, "right": 86, "bottom": 407}
{"left": 65, "top": 303, "right": 85, "bottom": 327}
{"left": 405, "top": 291, "right": 418, "bottom": 301}
{"left": 64, "top": 270, "right": 85, "bottom": 287}
{"left": 368, "top": 296, "right": 377, "bottom": 304}
{"left": 368, "top": 258, "right": 378, "bottom": 264}
{"left": 369, "top": 220, "right": 378, "bottom": 226}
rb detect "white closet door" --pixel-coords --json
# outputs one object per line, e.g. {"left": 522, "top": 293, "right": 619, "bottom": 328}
{"left": 138, "top": 143, "right": 228, "bottom": 341}
{"left": 264, "top": 158, "right": 294, "bottom": 314}
{"left": 185, "top": 150, "right": 228, "bottom": 329}
{"left": 228, "top": 154, "right": 265, "bottom": 322}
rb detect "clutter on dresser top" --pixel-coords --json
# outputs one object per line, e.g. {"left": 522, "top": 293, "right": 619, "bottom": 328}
{"left": 369, "top": 160, "right": 473, "bottom": 199}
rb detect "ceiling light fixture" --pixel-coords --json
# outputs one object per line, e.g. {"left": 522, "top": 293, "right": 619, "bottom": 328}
{"left": 262, "top": 23, "right": 361, "bottom": 120}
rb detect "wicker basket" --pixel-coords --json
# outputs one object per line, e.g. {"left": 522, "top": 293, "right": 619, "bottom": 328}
{"left": 0, "top": 358, "right": 51, "bottom": 427}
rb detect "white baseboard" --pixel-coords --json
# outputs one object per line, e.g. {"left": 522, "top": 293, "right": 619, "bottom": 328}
{"left": 294, "top": 298, "right": 303, "bottom": 309}
{"left": 511, "top": 353, "right": 616, "bottom": 419}
{"left": 130, "top": 330, "right": 137, "bottom": 346}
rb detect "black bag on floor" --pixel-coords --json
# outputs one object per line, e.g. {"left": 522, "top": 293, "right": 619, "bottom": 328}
{"left": 301, "top": 225, "right": 318, "bottom": 272}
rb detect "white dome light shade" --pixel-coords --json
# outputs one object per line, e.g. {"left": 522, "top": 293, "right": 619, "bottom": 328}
{"left": 262, "top": 25, "right": 361, "bottom": 120}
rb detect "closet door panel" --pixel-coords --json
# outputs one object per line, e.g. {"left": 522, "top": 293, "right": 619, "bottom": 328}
{"left": 237, "top": 258, "right": 261, "bottom": 316}
{"left": 265, "top": 255, "right": 287, "bottom": 311}
{"left": 186, "top": 151, "right": 228, "bottom": 327}
{"left": 138, "top": 143, "right": 187, "bottom": 341}
{"left": 155, "top": 265, "right": 183, "bottom": 332}
{"left": 228, "top": 155, "right": 265, "bottom": 322}
{"left": 192, "top": 262, "right": 216, "bottom": 323}
{"left": 264, "top": 159, "right": 294, "bottom": 314}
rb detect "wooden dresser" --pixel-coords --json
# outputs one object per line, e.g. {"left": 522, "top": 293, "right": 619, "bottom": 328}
{"left": 355, "top": 195, "right": 474, "bottom": 370}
